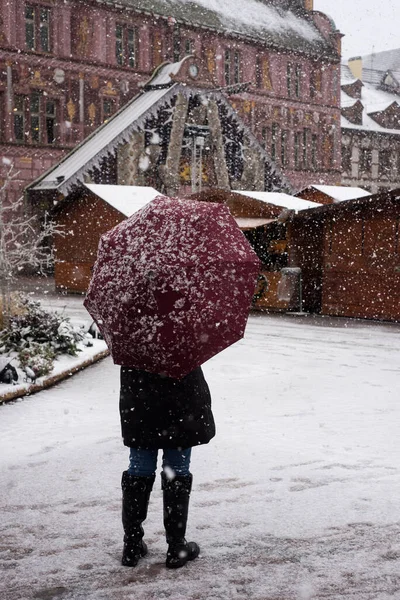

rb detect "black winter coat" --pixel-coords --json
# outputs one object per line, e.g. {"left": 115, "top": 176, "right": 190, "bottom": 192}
{"left": 119, "top": 366, "right": 215, "bottom": 449}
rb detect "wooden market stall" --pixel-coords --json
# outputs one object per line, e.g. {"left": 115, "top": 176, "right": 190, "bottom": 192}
{"left": 191, "top": 188, "right": 321, "bottom": 312}
{"left": 291, "top": 188, "right": 400, "bottom": 321}
{"left": 53, "top": 184, "right": 160, "bottom": 293}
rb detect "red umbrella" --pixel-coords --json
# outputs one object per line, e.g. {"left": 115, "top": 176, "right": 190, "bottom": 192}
{"left": 84, "top": 195, "right": 260, "bottom": 379}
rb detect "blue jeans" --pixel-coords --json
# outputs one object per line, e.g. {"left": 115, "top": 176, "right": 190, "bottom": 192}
{"left": 128, "top": 448, "right": 192, "bottom": 477}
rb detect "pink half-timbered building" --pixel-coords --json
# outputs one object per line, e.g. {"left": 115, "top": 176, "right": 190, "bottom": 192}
{"left": 0, "top": 0, "right": 342, "bottom": 206}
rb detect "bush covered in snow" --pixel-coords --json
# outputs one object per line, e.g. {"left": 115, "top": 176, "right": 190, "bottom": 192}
{"left": 0, "top": 297, "right": 84, "bottom": 358}
{"left": 18, "top": 343, "right": 55, "bottom": 378}
{"left": 0, "top": 297, "right": 89, "bottom": 382}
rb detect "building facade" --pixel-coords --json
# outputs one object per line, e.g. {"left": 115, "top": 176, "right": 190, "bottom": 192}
{"left": 341, "top": 51, "right": 400, "bottom": 194}
{"left": 0, "top": 0, "right": 342, "bottom": 207}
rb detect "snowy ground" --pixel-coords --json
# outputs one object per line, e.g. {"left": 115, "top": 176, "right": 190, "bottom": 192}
{"left": 1, "top": 309, "right": 400, "bottom": 600}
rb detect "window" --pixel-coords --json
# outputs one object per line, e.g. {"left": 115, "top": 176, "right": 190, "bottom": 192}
{"left": 102, "top": 98, "right": 115, "bottom": 123}
{"left": 256, "top": 55, "right": 262, "bottom": 88}
{"left": 224, "top": 49, "right": 231, "bottom": 86}
{"left": 116, "top": 24, "right": 136, "bottom": 67}
{"left": 127, "top": 29, "right": 136, "bottom": 67}
{"left": 39, "top": 8, "right": 50, "bottom": 52}
{"left": 13, "top": 95, "right": 25, "bottom": 142}
{"left": 25, "top": 5, "right": 51, "bottom": 52}
{"left": 332, "top": 70, "right": 339, "bottom": 103}
{"left": 359, "top": 147, "right": 372, "bottom": 173}
{"left": 281, "top": 130, "right": 287, "bottom": 167}
{"left": 295, "top": 64, "right": 302, "bottom": 98}
{"left": 115, "top": 25, "right": 123, "bottom": 65}
{"left": 271, "top": 123, "right": 279, "bottom": 161}
{"left": 185, "top": 39, "right": 194, "bottom": 55}
{"left": 287, "top": 63, "right": 292, "bottom": 97}
{"left": 13, "top": 93, "right": 57, "bottom": 144}
{"left": 45, "top": 100, "right": 56, "bottom": 144}
{"left": 173, "top": 34, "right": 181, "bottom": 62}
{"left": 302, "top": 128, "right": 309, "bottom": 168}
{"left": 294, "top": 132, "right": 301, "bottom": 169}
{"left": 287, "top": 63, "right": 302, "bottom": 98}
{"left": 233, "top": 51, "right": 240, "bottom": 85}
{"left": 379, "top": 149, "right": 392, "bottom": 177}
{"left": 224, "top": 50, "right": 241, "bottom": 86}
{"left": 342, "top": 144, "right": 352, "bottom": 172}
{"left": 25, "top": 6, "right": 35, "bottom": 50}
{"left": 311, "top": 134, "right": 318, "bottom": 170}
{"left": 30, "top": 92, "right": 40, "bottom": 142}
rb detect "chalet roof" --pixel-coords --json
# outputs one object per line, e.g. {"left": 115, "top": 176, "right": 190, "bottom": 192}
{"left": 294, "top": 188, "right": 400, "bottom": 221}
{"left": 236, "top": 191, "right": 321, "bottom": 212}
{"left": 84, "top": 184, "right": 161, "bottom": 216}
{"left": 95, "top": 0, "right": 338, "bottom": 57}
{"left": 298, "top": 185, "right": 370, "bottom": 202}
{"left": 27, "top": 60, "right": 184, "bottom": 195}
{"left": 27, "top": 57, "right": 290, "bottom": 196}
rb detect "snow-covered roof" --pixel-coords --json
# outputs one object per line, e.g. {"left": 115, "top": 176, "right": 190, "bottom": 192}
{"left": 28, "top": 60, "right": 186, "bottom": 195}
{"left": 341, "top": 73, "right": 400, "bottom": 136}
{"left": 236, "top": 191, "right": 321, "bottom": 212}
{"left": 84, "top": 184, "right": 161, "bottom": 216}
{"left": 341, "top": 64, "right": 358, "bottom": 85}
{"left": 304, "top": 185, "right": 370, "bottom": 202}
{"left": 235, "top": 217, "right": 276, "bottom": 229}
{"left": 95, "top": 0, "right": 336, "bottom": 57}
{"left": 362, "top": 67, "right": 383, "bottom": 87}
{"left": 84, "top": 185, "right": 283, "bottom": 227}
{"left": 361, "top": 48, "right": 400, "bottom": 86}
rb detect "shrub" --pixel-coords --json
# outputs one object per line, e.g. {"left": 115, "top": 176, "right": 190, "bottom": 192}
{"left": 0, "top": 297, "right": 84, "bottom": 357}
{"left": 18, "top": 343, "right": 55, "bottom": 378}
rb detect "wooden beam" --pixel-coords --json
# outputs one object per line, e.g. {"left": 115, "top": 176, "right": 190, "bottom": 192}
{"left": 207, "top": 100, "right": 230, "bottom": 191}
{"left": 159, "top": 93, "right": 189, "bottom": 195}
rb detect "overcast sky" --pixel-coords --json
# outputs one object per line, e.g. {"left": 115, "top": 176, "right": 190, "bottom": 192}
{"left": 314, "top": 0, "right": 400, "bottom": 59}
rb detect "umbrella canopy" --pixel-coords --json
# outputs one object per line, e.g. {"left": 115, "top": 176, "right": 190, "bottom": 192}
{"left": 84, "top": 195, "right": 260, "bottom": 379}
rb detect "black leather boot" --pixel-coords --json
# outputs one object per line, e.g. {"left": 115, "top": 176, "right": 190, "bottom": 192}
{"left": 161, "top": 472, "right": 200, "bottom": 569}
{"left": 121, "top": 472, "right": 155, "bottom": 567}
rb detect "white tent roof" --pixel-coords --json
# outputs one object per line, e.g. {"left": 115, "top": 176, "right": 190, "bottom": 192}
{"left": 236, "top": 191, "right": 321, "bottom": 212}
{"left": 306, "top": 185, "right": 370, "bottom": 202}
{"left": 84, "top": 184, "right": 161, "bottom": 217}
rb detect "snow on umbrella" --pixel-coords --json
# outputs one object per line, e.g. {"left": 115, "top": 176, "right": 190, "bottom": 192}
{"left": 84, "top": 195, "right": 260, "bottom": 379}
